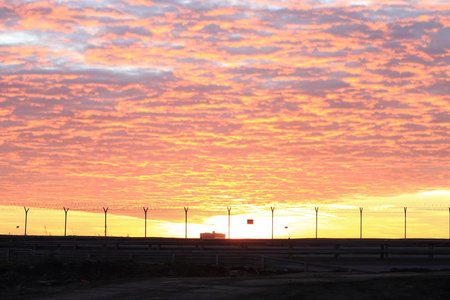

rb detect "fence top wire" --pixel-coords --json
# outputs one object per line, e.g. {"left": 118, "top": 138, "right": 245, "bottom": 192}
{"left": 2, "top": 203, "right": 450, "bottom": 213}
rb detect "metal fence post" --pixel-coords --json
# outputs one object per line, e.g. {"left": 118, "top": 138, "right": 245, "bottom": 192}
{"left": 404, "top": 207, "right": 407, "bottom": 239}
{"left": 103, "top": 207, "right": 109, "bottom": 237}
{"left": 184, "top": 207, "right": 189, "bottom": 239}
{"left": 63, "top": 207, "right": 69, "bottom": 236}
{"left": 271, "top": 206, "right": 275, "bottom": 239}
{"left": 315, "top": 207, "right": 319, "bottom": 239}
{"left": 24, "top": 207, "right": 30, "bottom": 236}
{"left": 143, "top": 207, "right": 149, "bottom": 238}
{"left": 227, "top": 207, "right": 231, "bottom": 239}
{"left": 359, "top": 207, "right": 363, "bottom": 239}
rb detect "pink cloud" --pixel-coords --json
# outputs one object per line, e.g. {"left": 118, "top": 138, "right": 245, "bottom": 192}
{"left": 0, "top": 0, "right": 448, "bottom": 213}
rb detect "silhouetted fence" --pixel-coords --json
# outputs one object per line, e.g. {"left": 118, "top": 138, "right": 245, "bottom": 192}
{"left": 2, "top": 205, "right": 450, "bottom": 239}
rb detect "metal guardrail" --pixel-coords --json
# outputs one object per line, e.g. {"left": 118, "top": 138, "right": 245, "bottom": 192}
{"left": 2, "top": 236, "right": 450, "bottom": 265}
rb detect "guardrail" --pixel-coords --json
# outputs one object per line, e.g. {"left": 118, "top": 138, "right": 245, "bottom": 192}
{"left": 2, "top": 236, "right": 450, "bottom": 265}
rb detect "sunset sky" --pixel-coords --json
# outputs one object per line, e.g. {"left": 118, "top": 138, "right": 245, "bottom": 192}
{"left": 0, "top": 0, "right": 449, "bottom": 238}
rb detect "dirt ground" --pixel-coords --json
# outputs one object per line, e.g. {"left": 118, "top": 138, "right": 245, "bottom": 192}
{"left": 2, "top": 261, "right": 450, "bottom": 300}
{"left": 29, "top": 271, "right": 450, "bottom": 300}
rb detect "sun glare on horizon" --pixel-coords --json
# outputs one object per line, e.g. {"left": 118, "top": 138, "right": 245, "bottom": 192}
{"left": 2, "top": 188, "right": 449, "bottom": 239}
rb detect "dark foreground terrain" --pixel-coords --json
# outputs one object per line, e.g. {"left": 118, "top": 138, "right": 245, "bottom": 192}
{"left": 2, "top": 259, "right": 450, "bottom": 300}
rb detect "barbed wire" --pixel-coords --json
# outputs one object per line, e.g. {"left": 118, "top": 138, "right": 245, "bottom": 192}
{"left": 2, "top": 203, "right": 450, "bottom": 213}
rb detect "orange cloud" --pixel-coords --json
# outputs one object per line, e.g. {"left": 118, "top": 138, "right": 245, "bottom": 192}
{"left": 0, "top": 0, "right": 448, "bottom": 221}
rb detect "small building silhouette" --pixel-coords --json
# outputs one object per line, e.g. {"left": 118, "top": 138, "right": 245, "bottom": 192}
{"left": 200, "top": 231, "right": 226, "bottom": 239}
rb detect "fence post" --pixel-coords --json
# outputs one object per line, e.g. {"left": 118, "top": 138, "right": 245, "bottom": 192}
{"left": 380, "top": 243, "right": 389, "bottom": 259}
{"left": 271, "top": 206, "right": 275, "bottom": 239}
{"left": 315, "top": 207, "right": 319, "bottom": 238}
{"left": 24, "top": 207, "right": 30, "bottom": 236}
{"left": 359, "top": 207, "right": 363, "bottom": 239}
{"left": 63, "top": 207, "right": 69, "bottom": 236}
{"left": 103, "top": 207, "right": 109, "bottom": 237}
{"left": 404, "top": 207, "right": 407, "bottom": 239}
{"left": 143, "top": 207, "right": 149, "bottom": 238}
{"left": 334, "top": 244, "right": 341, "bottom": 259}
{"left": 227, "top": 207, "right": 231, "bottom": 239}
{"left": 184, "top": 207, "right": 189, "bottom": 239}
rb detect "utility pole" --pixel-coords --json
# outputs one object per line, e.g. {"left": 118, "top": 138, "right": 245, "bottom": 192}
{"left": 143, "top": 207, "right": 149, "bottom": 238}
{"left": 103, "top": 207, "right": 109, "bottom": 237}
{"left": 270, "top": 206, "right": 275, "bottom": 239}
{"left": 227, "top": 207, "right": 231, "bottom": 239}
{"left": 24, "top": 207, "right": 30, "bottom": 236}
{"left": 315, "top": 207, "right": 319, "bottom": 239}
{"left": 63, "top": 207, "right": 69, "bottom": 236}
{"left": 184, "top": 207, "right": 189, "bottom": 239}
{"left": 359, "top": 207, "right": 363, "bottom": 239}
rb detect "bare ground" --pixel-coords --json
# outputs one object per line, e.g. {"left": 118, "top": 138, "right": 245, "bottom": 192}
{"left": 21, "top": 271, "right": 450, "bottom": 300}
{"left": 2, "top": 262, "right": 450, "bottom": 299}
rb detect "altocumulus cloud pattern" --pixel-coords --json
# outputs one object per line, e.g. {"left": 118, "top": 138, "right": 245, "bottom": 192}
{"left": 0, "top": 0, "right": 449, "bottom": 212}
